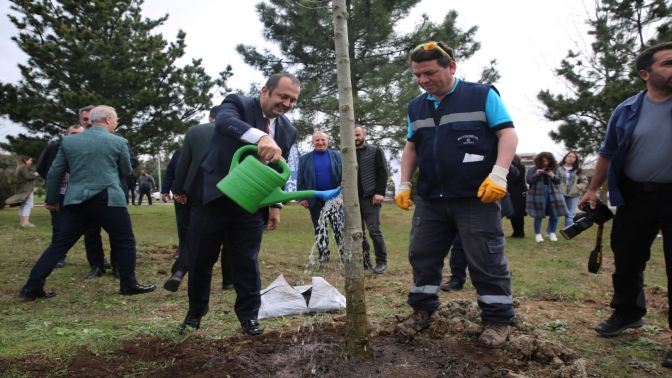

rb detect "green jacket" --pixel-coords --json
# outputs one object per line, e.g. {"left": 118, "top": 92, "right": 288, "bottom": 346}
{"left": 46, "top": 126, "right": 132, "bottom": 207}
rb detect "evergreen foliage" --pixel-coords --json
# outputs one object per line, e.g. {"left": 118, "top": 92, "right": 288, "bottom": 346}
{"left": 237, "top": 0, "right": 498, "bottom": 154}
{"left": 538, "top": 0, "right": 672, "bottom": 157}
{"left": 0, "top": 0, "right": 233, "bottom": 156}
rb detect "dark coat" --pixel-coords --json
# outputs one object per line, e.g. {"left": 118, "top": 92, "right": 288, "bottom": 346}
{"left": 297, "top": 149, "right": 342, "bottom": 209}
{"left": 189, "top": 94, "right": 298, "bottom": 205}
{"left": 507, "top": 162, "right": 527, "bottom": 218}
{"left": 36, "top": 142, "right": 61, "bottom": 179}
{"left": 525, "top": 166, "right": 568, "bottom": 219}
{"left": 173, "top": 122, "right": 215, "bottom": 194}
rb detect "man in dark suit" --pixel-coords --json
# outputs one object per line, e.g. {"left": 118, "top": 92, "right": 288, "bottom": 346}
{"left": 165, "top": 106, "right": 234, "bottom": 293}
{"left": 179, "top": 73, "right": 299, "bottom": 336}
{"left": 35, "top": 124, "right": 85, "bottom": 268}
{"left": 297, "top": 131, "right": 343, "bottom": 263}
{"left": 18, "top": 105, "right": 155, "bottom": 300}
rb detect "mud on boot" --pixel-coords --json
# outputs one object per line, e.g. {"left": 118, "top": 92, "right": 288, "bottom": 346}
{"left": 394, "top": 305, "right": 440, "bottom": 343}
{"left": 477, "top": 323, "right": 510, "bottom": 348}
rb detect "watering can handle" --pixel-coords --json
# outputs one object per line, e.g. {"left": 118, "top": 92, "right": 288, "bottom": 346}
{"left": 230, "top": 144, "right": 290, "bottom": 176}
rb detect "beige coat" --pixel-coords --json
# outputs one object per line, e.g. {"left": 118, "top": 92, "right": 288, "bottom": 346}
{"left": 558, "top": 166, "right": 587, "bottom": 198}
{"left": 5, "top": 165, "right": 36, "bottom": 206}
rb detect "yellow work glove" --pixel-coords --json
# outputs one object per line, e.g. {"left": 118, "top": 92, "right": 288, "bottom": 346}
{"left": 477, "top": 165, "right": 508, "bottom": 203}
{"left": 395, "top": 182, "right": 414, "bottom": 210}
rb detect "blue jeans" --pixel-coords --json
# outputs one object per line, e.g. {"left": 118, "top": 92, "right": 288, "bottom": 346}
{"left": 533, "top": 186, "right": 559, "bottom": 234}
{"left": 563, "top": 196, "right": 580, "bottom": 227}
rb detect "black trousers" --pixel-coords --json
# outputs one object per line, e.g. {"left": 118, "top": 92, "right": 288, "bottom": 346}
{"left": 22, "top": 190, "right": 138, "bottom": 291}
{"left": 127, "top": 186, "right": 136, "bottom": 205}
{"left": 610, "top": 180, "right": 672, "bottom": 327}
{"left": 360, "top": 196, "right": 387, "bottom": 264}
{"left": 187, "top": 196, "right": 264, "bottom": 322}
{"left": 84, "top": 223, "right": 116, "bottom": 270}
{"left": 509, "top": 216, "right": 525, "bottom": 237}
{"left": 172, "top": 200, "right": 233, "bottom": 286}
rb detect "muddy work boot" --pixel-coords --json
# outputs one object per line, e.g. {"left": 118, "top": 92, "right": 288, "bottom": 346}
{"left": 394, "top": 305, "right": 440, "bottom": 343}
{"left": 477, "top": 323, "right": 510, "bottom": 348}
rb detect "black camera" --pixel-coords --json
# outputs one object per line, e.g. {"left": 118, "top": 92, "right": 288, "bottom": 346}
{"left": 560, "top": 198, "right": 614, "bottom": 240}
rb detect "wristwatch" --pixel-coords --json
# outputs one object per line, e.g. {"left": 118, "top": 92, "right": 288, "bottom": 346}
{"left": 270, "top": 203, "right": 283, "bottom": 209}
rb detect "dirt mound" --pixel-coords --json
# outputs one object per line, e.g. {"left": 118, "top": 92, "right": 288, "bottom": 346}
{"left": 1, "top": 299, "right": 601, "bottom": 377}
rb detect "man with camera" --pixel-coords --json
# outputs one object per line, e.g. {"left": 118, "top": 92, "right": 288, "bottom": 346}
{"left": 578, "top": 42, "right": 672, "bottom": 367}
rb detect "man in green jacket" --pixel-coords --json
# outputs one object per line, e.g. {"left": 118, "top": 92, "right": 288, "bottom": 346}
{"left": 18, "top": 105, "right": 155, "bottom": 300}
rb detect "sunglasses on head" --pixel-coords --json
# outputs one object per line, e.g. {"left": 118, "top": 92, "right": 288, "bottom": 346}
{"left": 413, "top": 42, "right": 452, "bottom": 60}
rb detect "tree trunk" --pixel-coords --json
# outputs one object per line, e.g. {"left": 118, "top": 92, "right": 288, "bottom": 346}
{"left": 332, "top": 0, "right": 372, "bottom": 361}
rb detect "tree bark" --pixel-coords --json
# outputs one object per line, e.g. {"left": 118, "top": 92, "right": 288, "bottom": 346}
{"left": 332, "top": 0, "right": 372, "bottom": 361}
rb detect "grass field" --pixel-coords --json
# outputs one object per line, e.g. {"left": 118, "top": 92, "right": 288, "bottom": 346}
{"left": 0, "top": 201, "right": 670, "bottom": 377}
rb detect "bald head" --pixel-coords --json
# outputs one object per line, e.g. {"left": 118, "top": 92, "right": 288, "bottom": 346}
{"left": 89, "top": 105, "right": 118, "bottom": 133}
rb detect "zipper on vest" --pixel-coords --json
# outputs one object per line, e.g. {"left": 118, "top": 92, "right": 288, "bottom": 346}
{"left": 434, "top": 124, "right": 442, "bottom": 197}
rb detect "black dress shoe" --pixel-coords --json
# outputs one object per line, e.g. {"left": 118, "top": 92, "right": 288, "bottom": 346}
{"left": 55, "top": 256, "right": 66, "bottom": 268}
{"left": 662, "top": 350, "right": 672, "bottom": 368}
{"left": 373, "top": 262, "right": 387, "bottom": 274}
{"left": 111, "top": 267, "right": 120, "bottom": 279}
{"left": 222, "top": 283, "right": 235, "bottom": 291}
{"left": 119, "top": 283, "right": 156, "bottom": 296}
{"left": 180, "top": 306, "right": 209, "bottom": 334}
{"left": 440, "top": 279, "right": 464, "bottom": 292}
{"left": 164, "top": 271, "right": 185, "bottom": 292}
{"left": 103, "top": 259, "right": 112, "bottom": 270}
{"left": 83, "top": 267, "right": 103, "bottom": 280}
{"left": 19, "top": 289, "right": 56, "bottom": 301}
{"left": 594, "top": 312, "right": 645, "bottom": 336}
{"left": 241, "top": 319, "right": 264, "bottom": 336}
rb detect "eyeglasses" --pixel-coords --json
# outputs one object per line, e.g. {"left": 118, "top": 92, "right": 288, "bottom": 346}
{"left": 413, "top": 42, "right": 452, "bottom": 60}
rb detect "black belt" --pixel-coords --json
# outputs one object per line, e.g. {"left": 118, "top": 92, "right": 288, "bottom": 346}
{"left": 624, "top": 176, "right": 672, "bottom": 192}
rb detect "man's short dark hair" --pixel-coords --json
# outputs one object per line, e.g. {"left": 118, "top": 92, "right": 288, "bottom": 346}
{"left": 79, "top": 105, "right": 95, "bottom": 118}
{"left": 67, "top": 124, "right": 84, "bottom": 134}
{"left": 265, "top": 73, "right": 300, "bottom": 95}
{"left": 409, "top": 41, "right": 454, "bottom": 68}
{"left": 354, "top": 124, "right": 365, "bottom": 132}
{"left": 635, "top": 42, "right": 672, "bottom": 77}
{"left": 209, "top": 105, "right": 220, "bottom": 119}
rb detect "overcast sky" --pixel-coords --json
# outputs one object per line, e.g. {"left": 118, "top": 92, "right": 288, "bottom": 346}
{"left": 0, "top": 0, "right": 594, "bottom": 156}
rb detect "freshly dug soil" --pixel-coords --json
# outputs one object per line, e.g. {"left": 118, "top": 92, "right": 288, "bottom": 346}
{"left": 2, "top": 298, "right": 600, "bottom": 378}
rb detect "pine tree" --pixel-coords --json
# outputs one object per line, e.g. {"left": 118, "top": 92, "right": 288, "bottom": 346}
{"left": 538, "top": 0, "right": 672, "bottom": 158}
{"left": 237, "top": 0, "right": 498, "bottom": 154}
{"left": 0, "top": 0, "right": 233, "bottom": 157}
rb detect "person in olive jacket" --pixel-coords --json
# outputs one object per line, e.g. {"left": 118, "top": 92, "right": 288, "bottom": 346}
{"left": 5, "top": 156, "right": 39, "bottom": 227}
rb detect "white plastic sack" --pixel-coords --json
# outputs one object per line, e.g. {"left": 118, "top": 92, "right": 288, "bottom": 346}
{"left": 258, "top": 274, "right": 346, "bottom": 320}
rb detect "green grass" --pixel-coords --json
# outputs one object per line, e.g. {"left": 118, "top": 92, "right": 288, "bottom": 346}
{"left": 0, "top": 202, "right": 670, "bottom": 377}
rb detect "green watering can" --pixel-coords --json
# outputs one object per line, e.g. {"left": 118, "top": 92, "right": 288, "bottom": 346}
{"left": 216, "top": 145, "right": 342, "bottom": 213}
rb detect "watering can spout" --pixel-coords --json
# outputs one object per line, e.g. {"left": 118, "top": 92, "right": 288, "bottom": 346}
{"left": 258, "top": 186, "right": 342, "bottom": 207}
{"left": 217, "top": 145, "right": 342, "bottom": 213}
{"left": 314, "top": 187, "right": 341, "bottom": 201}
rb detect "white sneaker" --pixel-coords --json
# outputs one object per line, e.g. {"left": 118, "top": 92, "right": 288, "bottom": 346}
{"left": 549, "top": 233, "right": 558, "bottom": 241}
{"left": 535, "top": 234, "right": 544, "bottom": 242}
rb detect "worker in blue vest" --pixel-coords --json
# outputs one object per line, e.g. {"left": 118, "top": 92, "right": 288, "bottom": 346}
{"left": 394, "top": 41, "right": 518, "bottom": 349}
